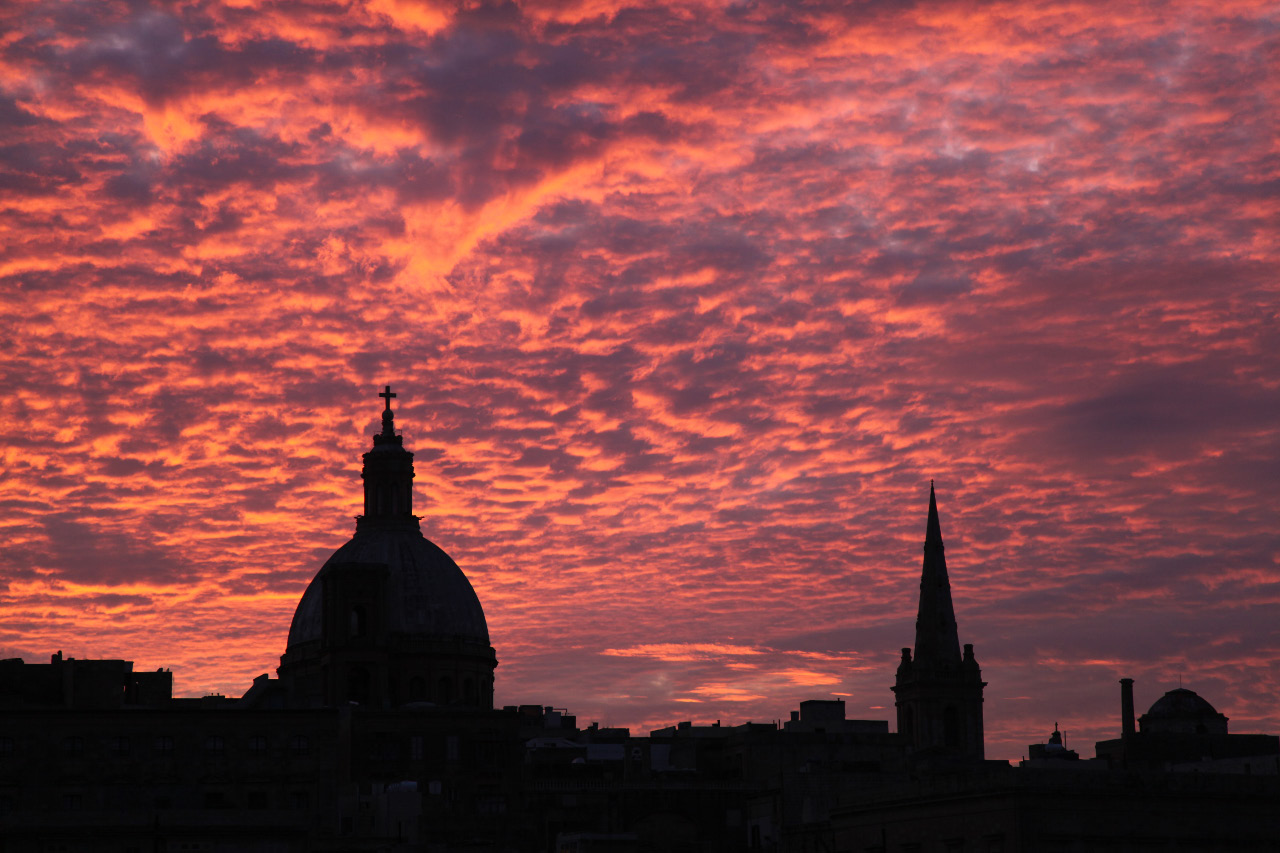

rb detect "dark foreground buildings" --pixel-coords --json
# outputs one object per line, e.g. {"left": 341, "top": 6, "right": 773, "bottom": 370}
{"left": 2, "top": 392, "right": 1278, "bottom": 852}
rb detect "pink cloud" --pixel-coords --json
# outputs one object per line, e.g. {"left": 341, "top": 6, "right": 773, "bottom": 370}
{"left": 0, "top": 0, "right": 1277, "bottom": 760}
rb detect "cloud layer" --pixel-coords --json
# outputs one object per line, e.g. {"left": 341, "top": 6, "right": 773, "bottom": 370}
{"left": 2, "top": 0, "right": 1278, "bottom": 760}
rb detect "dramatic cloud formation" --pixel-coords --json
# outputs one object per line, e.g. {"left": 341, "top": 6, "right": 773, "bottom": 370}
{"left": 2, "top": 0, "right": 1277, "bottom": 759}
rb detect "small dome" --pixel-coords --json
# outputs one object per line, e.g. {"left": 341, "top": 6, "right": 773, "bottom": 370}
{"left": 1140, "top": 687, "right": 1228, "bottom": 735}
{"left": 1147, "top": 687, "right": 1218, "bottom": 718}
{"left": 286, "top": 528, "right": 490, "bottom": 650}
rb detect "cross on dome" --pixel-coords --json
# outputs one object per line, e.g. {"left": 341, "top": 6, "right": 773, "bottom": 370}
{"left": 379, "top": 385, "right": 397, "bottom": 412}
{"left": 376, "top": 384, "right": 401, "bottom": 441}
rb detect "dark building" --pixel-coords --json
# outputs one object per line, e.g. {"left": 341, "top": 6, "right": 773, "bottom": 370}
{"left": 824, "top": 680, "right": 1280, "bottom": 853}
{"left": 891, "top": 482, "right": 986, "bottom": 763}
{"left": 1023, "top": 724, "right": 1079, "bottom": 764}
{"left": 828, "top": 765, "right": 1280, "bottom": 853}
{"left": 1095, "top": 678, "right": 1280, "bottom": 774}
{"left": 3, "top": 392, "right": 1279, "bottom": 852}
{"left": 0, "top": 390, "right": 519, "bottom": 852}
{"left": 277, "top": 386, "right": 498, "bottom": 711}
{"left": 0, "top": 651, "right": 173, "bottom": 709}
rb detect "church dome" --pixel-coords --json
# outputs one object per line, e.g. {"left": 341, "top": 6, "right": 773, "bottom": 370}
{"left": 277, "top": 387, "right": 497, "bottom": 710}
{"left": 1139, "top": 687, "right": 1228, "bottom": 735}
{"left": 286, "top": 528, "right": 489, "bottom": 649}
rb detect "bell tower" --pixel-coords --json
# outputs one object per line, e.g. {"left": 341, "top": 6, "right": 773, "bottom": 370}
{"left": 891, "top": 482, "right": 986, "bottom": 761}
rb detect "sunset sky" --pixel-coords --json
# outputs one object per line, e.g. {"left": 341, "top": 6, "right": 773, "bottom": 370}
{"left": 2, "top": 0, "right": 1278, "bottom": 761}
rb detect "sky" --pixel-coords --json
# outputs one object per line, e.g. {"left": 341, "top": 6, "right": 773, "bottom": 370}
{"left": 1, "top": 0, "right": 1278, "bottom": 762}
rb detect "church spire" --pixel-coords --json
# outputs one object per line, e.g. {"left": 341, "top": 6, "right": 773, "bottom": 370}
{"left": 357, "top": 385, "right": 419, "bottom": 533}
{"left": 913, "top": 481, "right": 962, "bottom": 668}
{"left": 892, "top": 481, "right": 986, "bottom": 762}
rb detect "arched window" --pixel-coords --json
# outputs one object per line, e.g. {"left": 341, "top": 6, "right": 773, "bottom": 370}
{"left": 349, "top": 606, "right": 366, "bottom": 638}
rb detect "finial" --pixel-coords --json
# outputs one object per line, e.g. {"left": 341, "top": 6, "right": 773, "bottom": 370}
{"left": 378, "top": 385, "right": 398, "bottom": 438}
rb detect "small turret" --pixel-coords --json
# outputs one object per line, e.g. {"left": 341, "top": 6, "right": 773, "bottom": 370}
{"left": 897, "top": 647, "right": 913, "bottom": 678}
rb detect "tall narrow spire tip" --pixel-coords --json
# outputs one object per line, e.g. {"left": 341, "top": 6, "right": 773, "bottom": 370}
{"left": 926, "top": 481, "right": 942, "bottom": 545}
{"left": 912, "top": 479, "right": 960, "bottom": 665}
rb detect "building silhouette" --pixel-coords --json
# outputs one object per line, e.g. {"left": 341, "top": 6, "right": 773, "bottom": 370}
{"left": 277, "top": 387, "right": 497, "bottom": 711}
{"left": 891, "top": 482, "right": 985, "bottom": 764}
{"left": 2, "top": 390, "right": 1278, "bottom": 852}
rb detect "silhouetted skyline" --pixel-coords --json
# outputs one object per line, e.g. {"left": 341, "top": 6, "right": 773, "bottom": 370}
{"left": 4, "top": 402, "right": 1276, "bottom": 852}
{"left": 2, "top": 1, "right": 1278, "bottom": 762}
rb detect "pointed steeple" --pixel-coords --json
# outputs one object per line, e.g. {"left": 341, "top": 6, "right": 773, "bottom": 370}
{"left": 356, "top": 385, "right": 419, "bottom": 533}
{"left": 892, "top": 482, "right": 985, "bottom": 762}
{"left": 913, "top": 481, "right": 962, "bottom": 668}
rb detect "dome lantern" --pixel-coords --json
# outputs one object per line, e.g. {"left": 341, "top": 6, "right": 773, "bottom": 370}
{"left": 358, "top": 385, "right": 419, "bottom": 532}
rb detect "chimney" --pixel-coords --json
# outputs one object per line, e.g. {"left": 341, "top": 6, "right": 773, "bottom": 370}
{"left": 1120, "top": 678, "right": 1136, "bottom": 738}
